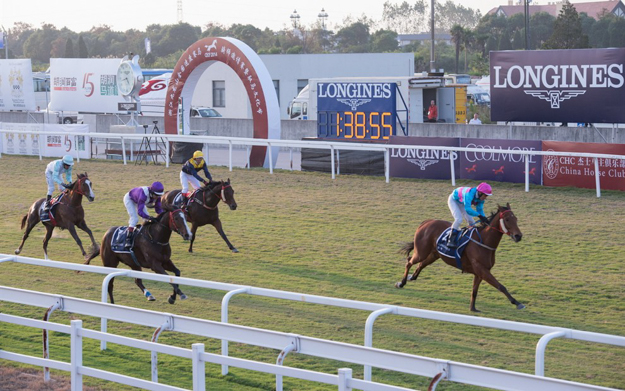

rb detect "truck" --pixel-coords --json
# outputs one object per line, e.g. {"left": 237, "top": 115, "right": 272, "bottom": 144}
{"left": 287, "top": 76, "right": 467, "bottom": 126}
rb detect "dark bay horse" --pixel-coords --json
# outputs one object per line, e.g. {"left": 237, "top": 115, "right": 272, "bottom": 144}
{"left": 395, "top": 204, "right": 525, "bottom": 312}
{"left": 15, "top": 173, "right": 97, "bottom": 260}
{"left": 84, "top": 209, "right": 192, "bottom": 304}
{"left": 161, "top": 179, "right": 238, "bottom": 253}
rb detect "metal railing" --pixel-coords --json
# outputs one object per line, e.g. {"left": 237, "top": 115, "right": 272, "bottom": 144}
{"left": 1, "top": 129, "right": 624, "bottom": 197}
{"left": 1, "top": 254, "right": 623, "bottom": 390}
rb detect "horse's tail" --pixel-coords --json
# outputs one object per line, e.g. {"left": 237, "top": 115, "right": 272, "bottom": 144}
{"left": 20, "top": 214, "right": 28, "bottom": 230}
{"left": 398, "top": 242, "right": 415, "bottom": 257}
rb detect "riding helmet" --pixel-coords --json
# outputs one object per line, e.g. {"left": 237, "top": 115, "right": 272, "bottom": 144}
{"left": 150, "top": 181, "right": 165, "bottom": 196}
{"left": 62, "top": 155, "right": 74, "bottom": 166}
{"left": 476, "top": 182, "right": 492, "bottom": 196}
{"left": 193, "top": 150, "right": 204, "bottom": 159}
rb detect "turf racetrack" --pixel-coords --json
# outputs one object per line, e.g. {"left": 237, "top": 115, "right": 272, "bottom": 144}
{"left": 0, "top": 155, "right": 623, "bottom": 390}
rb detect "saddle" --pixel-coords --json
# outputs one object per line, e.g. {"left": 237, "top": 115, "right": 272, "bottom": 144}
{"left": 436, "top": 227, "right": 476, "bottom": 271}
{"left": 39, "top": 193, "right": 66, "bottom": 225}
{"left": 111, "top": 226, "right": 141, "bottom": 253}
{"left": 173, "top": 189, "right": 199, "bottom": 210}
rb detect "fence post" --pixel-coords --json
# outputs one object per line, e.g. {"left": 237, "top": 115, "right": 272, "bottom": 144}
{"left": 70, "top": 320, "right": 83, "bottom": 391}
{"left": 594, "top": 157, "right": 601, "bottom": 198}
{"left": 268, "top": 142, "right": 274, "bottom": 174}
{"left": 338, "top": 368, "right": 352, "bottom": 391}
{"left": 384, "top": 149, "right": 390, "bottom": 183}
{"left": 331, "top": 145, "right": 336, "bottom": 180}
{"left": 192, "top": 343, "right": 206, "bottom": 391}
{"left": 525, "top": 154, "right": 530, "bottom": 192}
{"left": 229, "top": 140, "right": 233, "bottom": 171}
{"left": 364, "top": 307, "right": 395, "bottom": 381}
{"left": 121, "top": 137, "right": 127, "bottom": 165}
{"left": 449, "top": 151, "right": 456, "bottom": 187}
{"left": 221, "top": 287, "right": 249, "bottom": 375}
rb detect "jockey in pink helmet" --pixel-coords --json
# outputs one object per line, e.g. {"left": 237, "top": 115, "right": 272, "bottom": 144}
{"left": 446, "top": 182, "right": 492, "bottom": 248}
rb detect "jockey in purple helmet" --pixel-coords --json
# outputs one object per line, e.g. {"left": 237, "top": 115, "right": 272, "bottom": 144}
{"left": 122, "top": 181, "right": 164, "bottom": 246}
{"left": 447, "top": 182, "right": 492, "bottom": 248}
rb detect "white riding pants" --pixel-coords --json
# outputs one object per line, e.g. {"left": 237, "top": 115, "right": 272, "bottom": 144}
{"left": 124, "top": 192, "right": 149, "bottom": 227}
{"left": 448, "top": 193, "right": 476, "bottom": 230}
{"left": 180, "top": 171, "right": 202, "bottom": 194}
{"left": 45, "top": 170, "right": 65, "bottom": 196}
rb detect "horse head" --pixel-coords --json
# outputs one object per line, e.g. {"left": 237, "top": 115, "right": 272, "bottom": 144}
{"left": 219, "top": 179, "right": 237, "bottom": 210}
{"left": 166, "top": 209, "right": 193, "bottom": 241}
{"left": 488, "top": 203, "right": 522, "bottom": 243}
{"left": 71, "top": 173, "right": 95, "bottom": 202}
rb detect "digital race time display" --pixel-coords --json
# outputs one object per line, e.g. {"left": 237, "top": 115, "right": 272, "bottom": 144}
{"left": 317, "top": 82, "right": 397, "bottom": 140}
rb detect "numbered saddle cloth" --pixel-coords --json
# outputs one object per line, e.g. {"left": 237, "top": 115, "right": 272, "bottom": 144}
{"left": 111, "top": 226, "right": 136, "bottom": 253}
{"left": 436, "top": 227, "right": 475, "bottom": 270}
{"left": 38, "top": 193, "right": 65, "bottom": 224}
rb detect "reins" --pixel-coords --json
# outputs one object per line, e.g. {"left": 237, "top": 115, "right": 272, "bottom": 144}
{"left": 193, "top": 183, "right": 230, "bottom": 210}
{"left": 144, "top": 210, "right": 184, "bottom": 246}
{"left": 469, "top": 209, "right": 514, "bottom": 251}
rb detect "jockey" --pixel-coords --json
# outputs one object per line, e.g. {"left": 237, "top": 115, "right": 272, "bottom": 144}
{"left": 447, "top": 182, "right": 492, "bottom": 248}
{"left": 44, "top": 155, "right": 74, "bottom": 211}
{"left": 123, "top": 181, "right": 164, "bottom": 247}
{"left": 180, "top": 150, "right": 212, "bottom": 201}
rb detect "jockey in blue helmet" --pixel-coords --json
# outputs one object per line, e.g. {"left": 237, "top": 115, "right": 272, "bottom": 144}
{"left": 44, "top": 155, "right": 74, "bottom": 211}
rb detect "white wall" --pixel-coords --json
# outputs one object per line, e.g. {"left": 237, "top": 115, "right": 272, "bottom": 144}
{"left": 191, "top": 53, "right": 415, "bottom": 120}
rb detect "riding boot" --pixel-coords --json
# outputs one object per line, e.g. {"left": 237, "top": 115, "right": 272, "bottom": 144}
{"left": 125, "top": 227, "right": 135, "bottom": 248}
{"left": 447, "top": 229, "right": 459, "bottom": 248}
{"left": 44, "top": 195, "right": 52, "bottom": 212}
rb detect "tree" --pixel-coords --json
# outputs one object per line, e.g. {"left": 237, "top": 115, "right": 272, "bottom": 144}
{"left": 334, "top": 22, "right": 370, "bottom": 53}
{"left": 436, "top": 0, "right": 482, "bottom": 31}
{"left": 450, "top": 25, "right": 464, "bottom": 73}
{"left": 64, "top": 38, "right": 75, "bottom": 58}
{"left": 382, "top": 0, "right": 427, "bottom": 33}
{"left": 529, "top": 12, "right": 555, "bottom": 49}
{"left": 77, "top": 35, "right": 89, "bottom": 58}
{"left": 23, "top": 23, "right": 60, "bottom": 63}
{"left": 543, "top": 2, "right": 589, "bottom": 49}
{"left": 370, "top": 29, "right": 398, "bottom": 52}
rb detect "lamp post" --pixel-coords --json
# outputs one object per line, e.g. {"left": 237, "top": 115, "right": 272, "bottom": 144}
{"left": 318, "top": 8, "right": 328, "bottom": 30}
{"left": 430, "top": 0, "right": 435, "bottom": 72}
{"left": 290, "top": 9, "right": 300, "bottom": 29}
{"left": 524, "top": 0, "right": 531, "bottom": 50}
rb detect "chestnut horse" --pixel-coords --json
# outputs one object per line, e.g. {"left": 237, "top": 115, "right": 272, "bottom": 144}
{"left": 395, "top": 204, "right": 525, "bottom": 312}
{"left": 161, "top": 179, "right": 238, "bottom": 253}
{"left": 15, "top": 173, "right": 97, "bottom": 260}
{"left": 84, "top": 209, "right": 192, "bottom": 304}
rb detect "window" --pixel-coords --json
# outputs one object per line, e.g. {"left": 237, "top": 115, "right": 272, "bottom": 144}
{"left": 297, "top": 79, "right": 308, "bottom": 95}
{"left": 273, "top": 80, "right": 280, "bottom": 105}
{"left": 213, "top": 80, "right": 225, "bottom": 107}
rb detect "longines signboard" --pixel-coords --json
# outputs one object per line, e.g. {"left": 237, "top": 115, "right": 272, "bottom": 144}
{"left": 490, "top": 48, "right": 625, "bottom": 123}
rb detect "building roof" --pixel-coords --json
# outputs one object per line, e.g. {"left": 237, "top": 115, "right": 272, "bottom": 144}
{"left": 487, "top": 0, "right": 625, "bottom": 20}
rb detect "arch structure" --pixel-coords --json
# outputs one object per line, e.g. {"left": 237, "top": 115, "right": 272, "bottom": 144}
{"left": 164, "top": 37, "right": 280, "bottom": 168}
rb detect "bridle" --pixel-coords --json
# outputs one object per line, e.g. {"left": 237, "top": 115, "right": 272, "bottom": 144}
{"left": 69, "top": 176, "right": 89, "bottom": 196}
{"left": 488, "top": 209, "right": 514, "bottom": 236}
{"left": 145, "top": 210, "right": 186, "bottom": 246}
{"left": 197, "top": 183, "right": 230, "bottom": 210}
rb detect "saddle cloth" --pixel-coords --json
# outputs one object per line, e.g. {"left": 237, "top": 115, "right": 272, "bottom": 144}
{"left": 173, "top": 189, "right": 199, "bottom": 209}
{"left": 38, "top": 193, "right": 65, "bottom": 224}
{"left": 111, "top": 226, "right": 136, "bottom": 253}
{"left": 436, "top": 227, "right": 476, "bottom": 270}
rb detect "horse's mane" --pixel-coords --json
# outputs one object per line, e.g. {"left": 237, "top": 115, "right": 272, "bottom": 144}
{"left": 200, "top": 180, "right": 228, "bottom": 191}
{"left": 485, "top": 204, "right": 511, "bottom": 224}
{"left": 143, "top": 211, "right": 168, "bottom": 226}
{"left": 68, "top": 172, "right": 89, "bottom": 188}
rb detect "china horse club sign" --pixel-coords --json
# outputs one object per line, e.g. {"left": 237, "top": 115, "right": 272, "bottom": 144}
{"left": 164, "top": 37, "right": 280, "bottom": 168}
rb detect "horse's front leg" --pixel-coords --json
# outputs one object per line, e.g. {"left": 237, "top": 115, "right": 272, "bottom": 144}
{"left": 188, "top": 223, "right": 198, "bottom": 253}
{"left": 212, "top": 220, "right": 238, "bottom": 253}
{"left": 475, "top": 266, "right": 525, "bottom": 310}
{"left": 67, "top": 224, "right": 87, "bottom": 257}
{"left": 162, "top": 259, "right": 186, "bottom": 303}
{"left": 77, "top": 220, "right": 98, "bottom": 251}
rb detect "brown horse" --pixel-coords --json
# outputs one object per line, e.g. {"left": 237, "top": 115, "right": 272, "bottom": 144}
{"left": 161, "top": 179, "right": 238, "bottom": 253}
{"left": 84, "top": 209, "right": 192, "bottom": 304}
{"left": 395, "top": 204, "right": 525, "bottom": 312}
{"left": 15, "top": 173, "right": 97, "bottom": 260}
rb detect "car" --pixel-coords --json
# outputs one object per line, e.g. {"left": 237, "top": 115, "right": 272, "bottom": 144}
{"left": 36, "top": 108, "right": 82, "bottom": 124}
{"left": 190, "top": 107, "right": 222, "bottom": 118}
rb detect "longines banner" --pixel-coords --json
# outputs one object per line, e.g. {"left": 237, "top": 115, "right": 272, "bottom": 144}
{"left": 490, "top": 48, "right": 625, "bottom": 123}
{"left": 0, "top": 59, "right": 36, "bottom": 111}
{"left": 460, "top": 139, "right": 542, "bottom": 184}
{"left": 50, "top": 58, "right": 122, "bottom": 113}
{"left": 389, "top": 136, "right": 459, "bottom": 179}
{"left": 542, "top": 141, "right": 625, "bottom": 191}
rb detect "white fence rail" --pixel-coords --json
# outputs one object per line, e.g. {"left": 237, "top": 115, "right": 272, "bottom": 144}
{"left": 1, "top": 254, "right": 623, "bottom": 391}
{"left": 1, "top": 129, "right": 624, "bottom": 197}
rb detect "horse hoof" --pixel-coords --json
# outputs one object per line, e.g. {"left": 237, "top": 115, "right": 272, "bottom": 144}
{"left": 180, "top": 293, "right": 187, "bottom": 300}
{"left": 188, "top": 249, "right": 193, "bottom": 253}
{"left": 395, "top": 282, "right": 403, "bottom": 289}
{"left": 14, "top": 249, "right": 20, "bottom": 255}
{"left": 168, "top": 296, "right": 176, "bottom": 305}
{"left": 231, "top": 248, "right": 239, "bottom": 253}
{"left": 517, "top": 303, "right": 526, "bottom": 310}
{"left": 147, "top": 295, "right": 155, "bottom": 301}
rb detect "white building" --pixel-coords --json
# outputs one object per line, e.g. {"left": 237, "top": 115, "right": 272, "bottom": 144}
{"left": 190, "top": 53, "right": 415, "bottom": 119}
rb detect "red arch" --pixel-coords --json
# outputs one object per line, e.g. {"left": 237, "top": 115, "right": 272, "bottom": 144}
{"left": 164, "top": 37, "right": 272, "bottom": 167}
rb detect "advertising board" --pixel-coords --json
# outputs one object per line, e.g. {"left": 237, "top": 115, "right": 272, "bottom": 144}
{"left": 0, "top": 59, "right": 36, "bottom": 111}
{"left": 1, "top": 123, "right": 90, "bottom": 159}
{"left": 389, "top": 136, "right": 459, "bottom": 179}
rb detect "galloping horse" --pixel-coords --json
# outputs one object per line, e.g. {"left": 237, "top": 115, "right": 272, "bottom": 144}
{"left": 395, "top": 204, "right": 525, "bottom": 312}
{"left": 15, "top": 173, "right": 97, "bottom": 260}
{"left": 84, "top": 209, "right": 192, "bottom": 304}
{"left": 161, "top": 179, "right": 238, "bottom": 253}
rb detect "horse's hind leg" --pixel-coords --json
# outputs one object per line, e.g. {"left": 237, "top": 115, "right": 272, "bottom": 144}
{"left": 162, "top": 259, "right": 186, "bottom": 303}
{"left": 470, "top": 275, "right": 483, "bottom": 312}
{"left": 474, "top": 265, "right": 525, "bottom": 310}
{"left": 395, "top": 251, "right": 438, "bottom": 289}
{"left": 15, "top": 214, "right": 39, "bottom": 255}
{"left": 188, "top": 223, "right": 198, "bottom": 253}
{"left": 409, "top": 253, "right": 438, "bottom": 281}
{"left": 213, "top": 220, "right": 238, "bottom": 253}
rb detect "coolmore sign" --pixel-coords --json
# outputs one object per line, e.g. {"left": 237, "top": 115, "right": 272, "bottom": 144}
{"left": 460, "top": 139, "right": 542, "bottom": 184}
{"left": 490, "top": 48, "right": 625, "bottom": 123}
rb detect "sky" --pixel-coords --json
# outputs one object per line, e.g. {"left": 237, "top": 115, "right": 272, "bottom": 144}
{"left": 0, "top": 0, "right": 614, "bottom": 34}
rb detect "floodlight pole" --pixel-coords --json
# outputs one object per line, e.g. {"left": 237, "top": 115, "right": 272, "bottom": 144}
{"left": 430, "top": 0, "right": 435, "bottom": 72}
